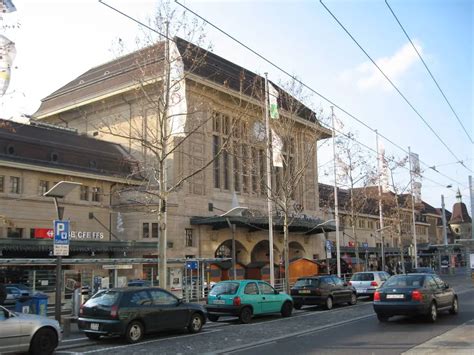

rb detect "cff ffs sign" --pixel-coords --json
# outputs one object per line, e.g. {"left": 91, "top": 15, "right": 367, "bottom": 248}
{"left": 54, "top": 220, "right": 70, "bottom": 245}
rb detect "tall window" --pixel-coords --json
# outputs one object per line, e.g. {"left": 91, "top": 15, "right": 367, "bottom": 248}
{"left": 38, "top": 180, "right": 49, "bottom": 195}
{"left": 212, "top": 112, "right": 231, "bottom": 190}
{"left": 213, "top": 135, "right": 221, "bottom": 188}
{"left": 10, "top": 176, "right": 20, "bottom": 194}
{"left": 185, "top": 228, "right": 194, "bottom": 247}
{"left": 0, "top": 175, "right": 4, "bottom": 192}
{"left": 142, "top": 222, "right": 159, "bottom": 239}
{"left": 91, "top": 187, "right": 101, "bottom": 202}
{"left": 80, "top": 185, "right": 89, "bottom": 201}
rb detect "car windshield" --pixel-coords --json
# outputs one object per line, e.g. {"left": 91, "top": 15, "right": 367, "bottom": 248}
{"left": 351, "top": 273, "right": 375, "bottom": 281}
{"left": 294, "top": 278, "right": 319, "bottom": 287}
{"left": 86, "top": 290, "right": 120, "bottom": 307}
{"left": 384, "top": 275, "right": 424, "bottom": 287}
{"left": 209, "top": 282, "right": 239, "bottom": 296}
{"left": 414, "top": 268, "right": 434, "bottom": 273}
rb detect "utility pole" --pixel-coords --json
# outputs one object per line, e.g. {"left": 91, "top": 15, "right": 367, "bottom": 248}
{"left": 376, "top": 130, "right": 385, "bottom": 271}
{"left": 331, "top": 106, "right": 341, "bottom": 277}
{"left": 408, "top": 146, "right": 418, "bottom": 269}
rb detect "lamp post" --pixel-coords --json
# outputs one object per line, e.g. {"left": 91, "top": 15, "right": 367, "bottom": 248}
{"left": 43, "top": 181, "right": 81, "bottom": 324}
{"left": 376, "top": 225, "right": 392, "bottom": 272}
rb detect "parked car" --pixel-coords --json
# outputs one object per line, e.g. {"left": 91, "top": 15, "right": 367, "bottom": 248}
{"left": 0, "top": 304, "right": 62, "bottom": 354}
{"left": 127, "top": 279, "right": 153, "bottom": 287}
{"left": 78, "top": 287, "right": 206, "bottom": 343}
{"left": 7, "top": 283, "right": 32, "bottom": 296}
{"left": 291, "top": 275, "right": 357, "bottom": 310}
{"left": 349, "top": 271, "right": 390, "bottom": 298}
{"left": 411, "top": 267, "right": 436, "bottom": 274}
{"left": 4, "top": 286, "right": 23, "bottom": 305}
{"left": 206, "top": 280, "right": 293, "bottom": 323}
{"left": 373, "top": 273, "right": 458, "bottom": 322}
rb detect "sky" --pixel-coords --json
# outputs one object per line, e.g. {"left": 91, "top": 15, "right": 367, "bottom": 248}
{"left": 1, "top": 0, "right": 473, "bottom": 216}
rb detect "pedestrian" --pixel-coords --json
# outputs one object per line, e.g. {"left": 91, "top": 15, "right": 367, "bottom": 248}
{"left": 0, "top": 283, "right": 6, "bottom": 305}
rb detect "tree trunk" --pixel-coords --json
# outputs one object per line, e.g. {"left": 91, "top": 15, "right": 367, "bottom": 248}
{"left": 283, "top": 212, "right": 290, "bottom": 293}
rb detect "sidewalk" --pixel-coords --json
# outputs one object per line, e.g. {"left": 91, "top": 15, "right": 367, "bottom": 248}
{"left": 402, "top": 320, "right": 474, "bottom": 355}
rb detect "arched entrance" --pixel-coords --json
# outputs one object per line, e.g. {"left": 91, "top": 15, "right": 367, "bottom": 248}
{"left": 289, "top": 241, "right": 305, "bottom": 260}
{"left": 214, "top": 240, "right": 249, "bottom": 264}
{"left": 250, "top": 240, "right": 281, "bottom": 263}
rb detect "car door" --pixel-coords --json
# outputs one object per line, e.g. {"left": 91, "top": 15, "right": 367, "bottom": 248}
{"left": 332, "top": 277, "right": 351, "bottom": 303}
{"left": 433, "top": 275, "right": 453, "bottom": 308}
{"left": 424, "top": 275, "right": 442, "bottom": 306}
{"left": 0, "top": 307, "right": 21, "bottom": 352}
{"left": 242, "top": 282, "right": 261, "bottom": 315}
{"left": 149, "top": 289, "right": 189, "bottom": 331}
{"left": 125, "top": 290, "right": 155, "bottom": 332}
{"left": 258, "top": 282, "right": 280, "bottom": 314}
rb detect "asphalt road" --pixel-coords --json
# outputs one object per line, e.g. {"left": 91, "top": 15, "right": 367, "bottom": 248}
{"left": 56, "top": 274, "right": 474, "bottom": 355}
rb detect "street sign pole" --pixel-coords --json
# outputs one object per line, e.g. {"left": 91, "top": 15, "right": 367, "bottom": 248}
{"left": 53, "top": 205, "right": 70, "bottom": 324}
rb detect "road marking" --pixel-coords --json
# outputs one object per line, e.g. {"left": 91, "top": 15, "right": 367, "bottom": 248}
{"left": 80, "top": 328, "right": 223, "bottom": 354}
{"left": 214, "top": 314, "right": 374, "bottom": 354}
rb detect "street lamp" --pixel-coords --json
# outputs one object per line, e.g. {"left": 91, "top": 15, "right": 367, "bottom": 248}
{"left": 375, "top": 225, "right": 392, "bottom": 272}
{"left": 43, "top": 181, "right": 81, "bottom": 324}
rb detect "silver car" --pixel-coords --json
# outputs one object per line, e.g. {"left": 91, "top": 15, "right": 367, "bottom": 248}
{"left": 0, "top": 305, "right": 62, "bottom": 354}
{"left": 349, "top": 271, "right": 390, "bottom": 298}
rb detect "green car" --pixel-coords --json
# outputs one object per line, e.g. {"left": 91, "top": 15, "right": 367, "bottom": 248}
{"left": 206, "top": 280, "right": 293, "bottom": 323}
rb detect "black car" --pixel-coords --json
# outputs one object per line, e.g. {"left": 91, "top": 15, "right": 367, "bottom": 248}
{"left": 373, "top": 273, "right": 458, "bottom": 322}
{"left": 411, "top": 267, "right": 436, "bottom": 274}
{"left": 127, "top": 280, "right": 152, "bottom": 287}
{"left": 78, "top": 287, "right": 206, "bottom": 343}
{"left": 290, "top": 275, "right": 357, "bottom": 310}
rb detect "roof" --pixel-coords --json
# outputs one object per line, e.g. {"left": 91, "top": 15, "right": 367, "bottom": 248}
{"left": 0, "top": 119, "right": 137, "bottom": 178}
{"left": 449, "top": 201, "right": 472, "bottom": 224}
{"left": 33, "top": 37, "right": 330, "bottom": 138}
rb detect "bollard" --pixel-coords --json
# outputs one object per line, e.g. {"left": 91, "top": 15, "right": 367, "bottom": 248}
{"left": 62, "top": 317, "right": 71, "bottom": 338}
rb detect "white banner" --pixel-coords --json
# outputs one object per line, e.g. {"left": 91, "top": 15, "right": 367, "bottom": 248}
{"left": 269, "top": 83, "right": 279, "bottom": 119}
{"left": 410, "top": 152, "right": 421, "bottom": 176}
{"left": 271, "top": 129, "right": 283, "bottom": 167}
{"left": 377, "top": 140, "right": 390, "bottom": 192}
{"left": 167, "top": 40, "right": 187, "bottom": 137}
{"left": 0, "top": 35, "right": 16, "bottom": 97}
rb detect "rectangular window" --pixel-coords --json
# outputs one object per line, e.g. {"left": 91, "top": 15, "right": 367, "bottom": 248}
{"left": 185, "top": 228, "right": 194, "bottom": 247}
{"left": 223, "top": 149, "right": 229, "bottom": 190}
{"left": 151, "top": 223, "right": 158, "bottom": 238}
{"left": 213, "top": 135, "right": 220, "bottom": 188}
{"left": 7, "top": 228, "right": 23, "bottom": 238}
{"left": 358, "top": 219, "right": 365, "bottom": 229}
{"left": 38, "top": 180, "right": 49, "bottom": 195}
{"left": 259, "top": 149, "right": 265, "bottom": 194}
{"left": 10, "top": 176, "right": 20, "bottom": 194}
{"left": 242, "top": 145, "right": 249, "bottom": 193}
{"left": 91, "top": 187, "right": 101, "bottom": 202}
{"left": 0, "top": 175, "right": 4, "bottom": 192}
{"left": 80, "top": 186, "right": 89, "bottom": 201}
{"left": 251, "top": 147, "right": 258, "bottom": 194}
{"left": 367, "top": 220, "right": 374, "bottom": 229}
{"left": 143, "top": 223, "right": 150, "bottom": 238}
{"left": 233, "top": 143, "right": 240, "bottom": 192}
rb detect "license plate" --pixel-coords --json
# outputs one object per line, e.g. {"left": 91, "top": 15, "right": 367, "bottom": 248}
{"left": 387, "top": 294, "right": 404, "bottom": 299}
{"left": 357, "top": 289, "right": 367, "bottom": 294}
{"left": 299, "top": 290, "right": 311, "bottom": 294}
{"left": 90, "top": 323, "right": 99, "bottom": 331}
{"left": 213, "top": 300, "right": 225, "bottom": 304}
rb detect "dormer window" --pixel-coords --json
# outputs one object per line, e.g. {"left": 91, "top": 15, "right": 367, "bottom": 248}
{"left": 50, "top": 152, "right": 59, "bottom": 162}
{"left": 6, "top": 144, "right": 15, "bottom": 155}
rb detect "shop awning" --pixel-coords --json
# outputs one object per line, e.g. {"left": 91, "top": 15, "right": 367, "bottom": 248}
{"left": 190, "top": 215, "right": 336, "bottom": 235}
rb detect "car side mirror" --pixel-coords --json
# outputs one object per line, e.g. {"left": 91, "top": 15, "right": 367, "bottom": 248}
{"left": 177, "top": 298, "right": 183, "bottom": 304}
{"left": 274, "top": 290, "right": 279, "bottom": 295}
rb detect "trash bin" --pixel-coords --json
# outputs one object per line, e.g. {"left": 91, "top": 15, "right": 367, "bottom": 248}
{"left": 31, "top": 293, "right": 48, "bottom": 317}
{"left": 15, "top": 296, "right": 32, "bottom": 314}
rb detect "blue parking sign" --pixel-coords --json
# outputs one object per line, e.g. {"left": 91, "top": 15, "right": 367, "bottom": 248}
{"left": 186, "top": 261, "right": 198, "bottom": 270}
{"left": 54, "top": 220, "right": 70, "bottom": 245}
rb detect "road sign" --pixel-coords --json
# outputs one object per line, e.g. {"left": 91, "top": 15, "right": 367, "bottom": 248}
{"left": 325, "top": 240, "right": 332, "bottom": 251}
{"left": 54, "top": 220, "right": 70, "bottom": 256}
{"left": 186, "top": 261, "right": 198, "bottom": 270}
{"left": 362, "top": 242, "right": 369, "bottom": 249}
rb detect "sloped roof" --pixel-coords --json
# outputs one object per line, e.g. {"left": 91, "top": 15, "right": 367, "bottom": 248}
{"left": 450, "top": 202, "right": 472, "bottom": 224}
{"left": 0, "top": 119, "right": 136, "bottom": 178}
{"left": 33, "top": 37, "right": 330, "bottom": 137}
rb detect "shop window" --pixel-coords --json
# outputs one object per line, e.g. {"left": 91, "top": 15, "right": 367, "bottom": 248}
{"left": 91, "top": 187, "right": 101, "bottom": 202}
{"left": 0, "top": 175, "right": 4, "bottom": 192}
{"left": 80, "top": 185, "right": 89, "bottom": 201}
{"left": 151, "top": 223, "right": 158, "bottom": 238}
{"left": 185, "top": 228, "right": 194, "bottom": 247}
{"left": 38, "top": 180, "right": 49, "bottom": 195}
{"left": 10, "top": 176, "right": 20, "bottom": 194}
{"left": 7, "top": 228, "right": 23, "bottom": 238}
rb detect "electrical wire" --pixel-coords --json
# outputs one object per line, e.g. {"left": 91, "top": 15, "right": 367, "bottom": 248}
{"left": 385, "top": 0, "right": 473, "bottom": 144}
{"left": 319, "top": 0, "right": 472, "bottom": 173}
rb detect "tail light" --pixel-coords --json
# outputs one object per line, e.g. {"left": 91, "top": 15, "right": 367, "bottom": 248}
{"left": 233, "top": 296, "right": 241, "bottom": 306}
{"left": 370, "top": 281, "right": 378, "bottom": 287}
{"left": 374, "top": 291, "right": 381, "bottom": 301}
{"left": 411, "top": 290, "right": 422, "bottom": 302}
{"left": 110, "top": 305, "right": 119, "bottom": 318}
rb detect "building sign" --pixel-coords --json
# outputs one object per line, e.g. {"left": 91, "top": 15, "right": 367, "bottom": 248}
{"left": 102, "top": 264, "right": 133, "bottom": 270}
{"left": 34, "top": 228, "right": 105, "bottom": 240}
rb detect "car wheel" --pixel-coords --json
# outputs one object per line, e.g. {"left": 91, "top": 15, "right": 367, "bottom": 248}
{"left": 449, "top": 297, "right": 459, "bottom": 315}
{"left": 325, "top": 296, "right": 333, "bottom": 310}
{"left": 85, "top": 332, "right": 101, "bottom": 340}
{"left": 349, "top": 293, "right": 357, "bottom": 306}
{"left": 208, "top": 314, "right": 220, "bottom": 322}
{"left": 427, "top": 302, "right": 437, "bottom": 323}
{"left": 281, "top": 301, "right": 293, "bottom": 317}
{"left": 188, "top": 312, "right": 204, "bottom": 333}
{"left": 294, "top": 302, "right": 302, "bottom": 310}
{"left": 377, "top": 314, "right": 389, "bottom": 323}
{"left": 125, "top": 321, "right": 144, "bottom": 344}
{"left": 239, "top": 307, "right": 252, "bottom": 324}
{"left": 29, "top": 327, "right": 58, "bottom": 355}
